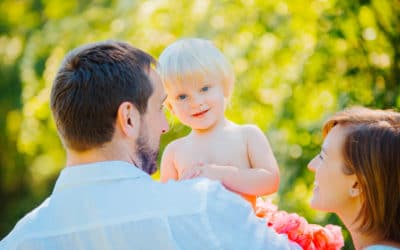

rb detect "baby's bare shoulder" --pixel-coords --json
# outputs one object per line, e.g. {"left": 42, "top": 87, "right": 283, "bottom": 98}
{"left": 229, "top": 123, "right": 263, "bottom": 135}
{"left": 164, "top": 135, "right": 192, "bottom": 152}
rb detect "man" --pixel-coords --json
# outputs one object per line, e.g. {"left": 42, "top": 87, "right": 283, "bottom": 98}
{"left": 0, "top": 41, "right": 299, "bottom": 250}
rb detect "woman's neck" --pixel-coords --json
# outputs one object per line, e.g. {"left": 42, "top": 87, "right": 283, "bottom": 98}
{"left": 340, "top": 216, "right": 385, "bottom": 250}
{"left": 350, "top": 231, "right": 379, "bottom": 250}
{"left": 353, "top": 236, "right": 399, "bottom": 250}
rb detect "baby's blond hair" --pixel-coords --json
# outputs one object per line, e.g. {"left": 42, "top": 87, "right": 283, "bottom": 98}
{"left": 158, "top": 38, "right": 234, "bottom": 98}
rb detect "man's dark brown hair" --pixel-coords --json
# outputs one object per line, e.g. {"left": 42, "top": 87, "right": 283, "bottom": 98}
{"left": 50, "top": 41, "right": 156, "bottom": 151}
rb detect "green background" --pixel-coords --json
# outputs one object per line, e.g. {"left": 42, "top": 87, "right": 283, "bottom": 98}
{"left": 1, "top": 0, "right": 399, "bottom": 249}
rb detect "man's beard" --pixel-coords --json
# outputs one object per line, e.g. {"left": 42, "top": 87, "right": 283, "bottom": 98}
{"left": 135, "top": 130, "right": 159, "bottom": 175}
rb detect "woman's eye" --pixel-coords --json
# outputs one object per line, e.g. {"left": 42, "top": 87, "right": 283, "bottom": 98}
{"left": 201, "top": 86, "right": 209, "bottom": 92}
{"left": 177, "top": 94, "right": 187, "bottom": 100}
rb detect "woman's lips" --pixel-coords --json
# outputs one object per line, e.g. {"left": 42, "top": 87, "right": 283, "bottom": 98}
{"left": 313, "top": 181, "right": 319, "bottom": 192}
{"left": 192, "top": 109, "right": 209, "bottom": 117}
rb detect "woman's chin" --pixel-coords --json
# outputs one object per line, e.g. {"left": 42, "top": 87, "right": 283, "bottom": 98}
{"left": 309, "top": 198, "right": 318, "bottom": 209}
{"left": 309, "top": 196, "right": 322, "bottom": 210}
{"left": 310, "top": 199, "right": 333, "bottom": 212}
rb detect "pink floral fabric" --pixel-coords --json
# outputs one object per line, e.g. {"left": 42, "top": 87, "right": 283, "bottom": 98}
{"left": 255, "top": 198, "right": 344, "bottom": 250}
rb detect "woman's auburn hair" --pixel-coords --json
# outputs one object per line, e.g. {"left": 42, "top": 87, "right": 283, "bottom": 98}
{"left": 322, "top": 106, "right": 400, "bottom": 242}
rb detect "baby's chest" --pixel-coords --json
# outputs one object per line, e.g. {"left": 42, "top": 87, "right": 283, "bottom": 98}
{"left": 174, "top": 140, "right": 250, "bottom": 173}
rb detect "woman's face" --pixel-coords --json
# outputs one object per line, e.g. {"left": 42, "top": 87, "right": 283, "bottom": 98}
{"left": 308, "top": 125, "right": 358, "bottom": 213}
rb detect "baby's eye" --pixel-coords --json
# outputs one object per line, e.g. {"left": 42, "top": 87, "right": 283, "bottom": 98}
{"left": 177, "top": 94, "right": 187, "bottom": 100}
{"left": 318, "top": 153, "right": 324, "bottom": 160}
{"left": 201, "top": 86, "right": 209, "bottom": 92}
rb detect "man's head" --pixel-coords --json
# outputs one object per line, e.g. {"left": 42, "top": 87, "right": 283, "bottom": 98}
{"left": 51, "top": 40, "right": 169, "bottom": 174}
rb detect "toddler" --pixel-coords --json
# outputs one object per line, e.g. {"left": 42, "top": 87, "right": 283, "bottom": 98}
{"left": 157, "top": 38, "right": 280, "bottom": 208}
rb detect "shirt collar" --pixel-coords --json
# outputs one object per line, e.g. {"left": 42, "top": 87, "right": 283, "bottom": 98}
{"left": 53, "top": 161, "right": 151, "bottom": 193}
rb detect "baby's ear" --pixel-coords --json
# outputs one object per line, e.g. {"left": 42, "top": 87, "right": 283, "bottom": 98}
{"left": 223, "top": 88, "right": 230, "bottom": 98}
{"left": 222, "top": 80, "right": 233, "bottom": 98}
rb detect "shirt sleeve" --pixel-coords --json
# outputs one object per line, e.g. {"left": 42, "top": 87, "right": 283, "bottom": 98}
{"left": 204, "top": 182, "right": 301, "bottom": 250}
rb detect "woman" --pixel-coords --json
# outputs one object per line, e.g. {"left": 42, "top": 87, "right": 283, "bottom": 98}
{"left": 308, "top": 107, "right": 400, "bottom": 249}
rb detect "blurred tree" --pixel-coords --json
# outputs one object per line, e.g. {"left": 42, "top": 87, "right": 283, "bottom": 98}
{"left": 0, "top": 0, "right": 398, "bottom": 249}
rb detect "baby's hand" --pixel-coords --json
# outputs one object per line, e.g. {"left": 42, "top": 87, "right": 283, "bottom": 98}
{"left": 180, "top": 166, "right": 202, "bottom": 180}
{"left": 180, "top": 162, "right": 210, "bottom": 180}
{"left": 181, "top": 163, "right": 232, "bottom": 182}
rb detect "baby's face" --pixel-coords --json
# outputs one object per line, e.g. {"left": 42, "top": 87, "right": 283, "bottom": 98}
{"left": 165, "top": 81, "right": 226, "bottom": 131}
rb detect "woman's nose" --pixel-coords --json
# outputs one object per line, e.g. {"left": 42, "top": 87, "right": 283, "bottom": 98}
{"left": 307, "top": 157, "right": 317, "bottom": 172}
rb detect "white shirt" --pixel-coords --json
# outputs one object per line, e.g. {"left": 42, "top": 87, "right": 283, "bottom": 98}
{"left": 0, "top": 161, "right": 300, "bottom": 250}
{"left": 365, "top": 246, "right": 400, "bottom": 250}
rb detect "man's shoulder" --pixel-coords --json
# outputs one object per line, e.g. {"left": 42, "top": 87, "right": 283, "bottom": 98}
{"left": 160, "top": 178, "right": 225, "bottom": 199}
{"left": 158, "top": 178, "right": 238, "bottom": 211}
{"left": 164, "top": 178, "right": 248, "bottom": 207}
{"left": 0, "top": 198, "right": 51, "bottom": 249}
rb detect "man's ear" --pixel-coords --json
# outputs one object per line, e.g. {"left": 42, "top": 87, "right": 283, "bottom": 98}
{"left": 116, "top": 102, "right": 140, "bottom": 137}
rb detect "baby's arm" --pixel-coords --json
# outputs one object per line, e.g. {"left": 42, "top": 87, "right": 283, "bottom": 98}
{"left": 242, "top": 124, "right": 280, "bottom": 194}
{"left": 186, "top": 125, "right": 280, "bottom": 196}
{"left": 160, "top": 143, "right": 179, "bottom": 183}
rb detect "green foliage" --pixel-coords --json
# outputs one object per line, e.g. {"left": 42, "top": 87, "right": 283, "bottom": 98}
{"left": 1, "top": 0, "right": 399, "bottom": 248}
